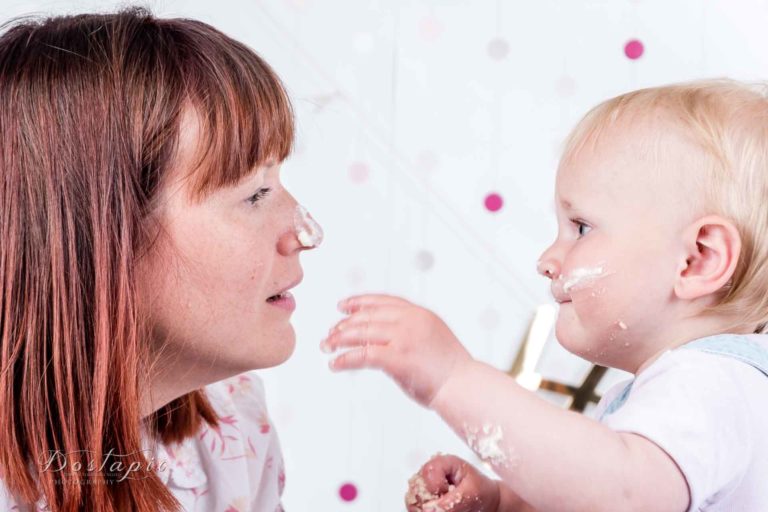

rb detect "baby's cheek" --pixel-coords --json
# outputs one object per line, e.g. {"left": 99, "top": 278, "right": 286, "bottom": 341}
{"left": 570, "top": 275, "right": 629, "bottom": 330}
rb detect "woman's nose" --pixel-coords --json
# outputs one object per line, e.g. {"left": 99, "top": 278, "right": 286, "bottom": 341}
{"left": 277, "top": 203, "right": 324, "bottom": 256}
{"left": 293, "top": 205, "right": 323, "bottom": 249}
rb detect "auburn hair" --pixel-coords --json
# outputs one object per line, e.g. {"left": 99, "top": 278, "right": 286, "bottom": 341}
{"left": 0, "top": 6, "right": 293, "bottom": 511}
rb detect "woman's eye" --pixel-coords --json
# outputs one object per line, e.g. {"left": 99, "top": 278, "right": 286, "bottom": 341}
{"left": 247, "top": 187, "right": 272, "bottom": 206}
{"left": 572, "top": 219, "right": 592, "bottom": 237}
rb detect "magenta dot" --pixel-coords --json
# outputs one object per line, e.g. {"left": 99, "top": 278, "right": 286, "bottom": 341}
{"left": 339, "top": 482, "right": 358, "bottom": 502}
{"left": 624, "top": 39, "right": 644, "bottom": 60}
{"left": 484, "top": 193, "right": 503, "bottom": 213}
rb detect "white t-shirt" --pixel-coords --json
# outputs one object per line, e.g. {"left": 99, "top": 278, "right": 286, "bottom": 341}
{"left": 0, "top": 371, "right": 285, "bottom": 511}
{"left": 593, "top": 333, "right": 768, "bottom": 511}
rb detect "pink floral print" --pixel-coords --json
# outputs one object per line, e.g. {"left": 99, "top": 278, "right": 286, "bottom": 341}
{"left": 0, "top": 371, "right": 286, "bottom": 512}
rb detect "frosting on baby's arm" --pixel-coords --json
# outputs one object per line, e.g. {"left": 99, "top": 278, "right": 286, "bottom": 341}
{"left": 429, "top": 359, "right": 689, "bottom": 512}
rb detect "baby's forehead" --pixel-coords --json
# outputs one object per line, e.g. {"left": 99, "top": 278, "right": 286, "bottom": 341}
{"left": 561, "top": 112, "right": 700, "bottom": 178}
{"left": 556, "top": 119, "right": 706, "bottom": 211}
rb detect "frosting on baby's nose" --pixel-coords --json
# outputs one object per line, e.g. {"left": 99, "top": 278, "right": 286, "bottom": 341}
{"left": 294, "top": 204, "right": 323, "bottom": 248}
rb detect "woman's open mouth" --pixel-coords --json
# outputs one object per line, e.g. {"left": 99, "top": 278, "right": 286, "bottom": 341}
{"left": 266, "top": 291, "right": 296, "bottom": 312}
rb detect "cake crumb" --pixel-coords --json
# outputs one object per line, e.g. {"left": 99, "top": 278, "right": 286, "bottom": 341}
{"left": 465, "top": 423, "right": 509, "bottom": 467}
{"left": 406, "top": 473, "right": 438, "bottom": 506}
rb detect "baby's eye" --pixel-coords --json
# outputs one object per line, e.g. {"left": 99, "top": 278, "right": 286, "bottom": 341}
{"left": 247, "top": 187, "right": 272, "bottom": 206}
{"left": 571, "top": 219, "right": 592, "bottom": 238}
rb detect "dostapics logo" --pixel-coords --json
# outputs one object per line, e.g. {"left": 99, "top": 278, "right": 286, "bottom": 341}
{"left": 37, "top": 449, "right": 169, "bottom": 484}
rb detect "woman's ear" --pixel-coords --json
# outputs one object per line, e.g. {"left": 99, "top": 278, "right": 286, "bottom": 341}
{"left": 674, "top": 215, "right": 741, "bottom": 300}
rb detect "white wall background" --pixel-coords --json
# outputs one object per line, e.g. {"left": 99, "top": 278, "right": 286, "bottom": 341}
{"left": 6, "top": 0, "right": 768, "bottom": 510}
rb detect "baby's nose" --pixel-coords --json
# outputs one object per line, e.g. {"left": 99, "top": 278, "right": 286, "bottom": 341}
{"left": 536, "top": 258, "right": 559, "bottom": 280}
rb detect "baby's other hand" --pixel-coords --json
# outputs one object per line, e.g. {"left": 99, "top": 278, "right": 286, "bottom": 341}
{"left": 405, "top": 454, "right": 501, "bottom": 512}
{"left": 321, "top": 294, "right": 472, "bottom": 407}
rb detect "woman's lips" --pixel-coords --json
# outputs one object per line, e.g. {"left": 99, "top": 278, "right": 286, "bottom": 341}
{"left": 266, "top": 291, "right": 296, "bottom": 312}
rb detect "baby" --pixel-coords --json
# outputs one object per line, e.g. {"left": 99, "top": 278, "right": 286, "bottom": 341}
{"left": 321, "top": 80, "right": 768, "bottom": 511}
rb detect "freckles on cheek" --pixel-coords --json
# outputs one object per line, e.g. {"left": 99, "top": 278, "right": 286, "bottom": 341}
{"left": 185, "top": 241, "right": 249, "bottom": 292}
{"left": 245, "top": 262, "right": 267, "bottom": 289}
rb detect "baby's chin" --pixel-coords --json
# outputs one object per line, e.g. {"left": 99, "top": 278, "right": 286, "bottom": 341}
{"left": 555, "top": 314, "right": 588, "bottom": 355}
{"left": 554, "top": 309, "right": 620, "bottom": 365}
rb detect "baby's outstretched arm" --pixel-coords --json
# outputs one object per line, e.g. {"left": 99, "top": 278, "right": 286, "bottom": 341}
{"left": 323, "top": 294, "right": 690, "bottom": 512}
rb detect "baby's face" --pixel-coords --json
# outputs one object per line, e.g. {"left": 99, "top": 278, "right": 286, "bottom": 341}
{"left": 538, "top": 122, "right": 700, "bottom": 372}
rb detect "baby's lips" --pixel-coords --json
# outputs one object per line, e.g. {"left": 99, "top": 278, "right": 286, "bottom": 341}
{"left": 550, "top": 285, "right": 570, "bottom": 303}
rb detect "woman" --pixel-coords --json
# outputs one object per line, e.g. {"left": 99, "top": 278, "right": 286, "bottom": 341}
{"left": 0, "top": 6, "right": 322, "bottom": 511}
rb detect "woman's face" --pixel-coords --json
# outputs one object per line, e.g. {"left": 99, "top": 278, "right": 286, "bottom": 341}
{"left": 140, "top": 110, "right": 318, "bottom": 381}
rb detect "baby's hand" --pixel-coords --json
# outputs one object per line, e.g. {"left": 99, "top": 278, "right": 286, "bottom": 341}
{"left": 405, "top": 454, "right": 501, "bottom": 512}
{"left": 321, "top": 294, "right": 472, "bottom": 407}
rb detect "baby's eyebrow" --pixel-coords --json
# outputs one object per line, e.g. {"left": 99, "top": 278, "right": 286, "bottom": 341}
{"left": 558, "top": 198, "right": 574, "bottom": 211}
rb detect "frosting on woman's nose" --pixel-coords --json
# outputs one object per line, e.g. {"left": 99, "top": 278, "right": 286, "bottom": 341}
{"left": 294, "top": 205, "right": 323, "bottom": 248}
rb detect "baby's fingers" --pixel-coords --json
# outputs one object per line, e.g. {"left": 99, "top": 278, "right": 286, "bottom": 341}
{"left": 321, "top": 321, "right": 394, "bottom": 354}
{"left": 329, "top": 344, "right": 388, "bottom": 371}
{"left": 332, "top": 305, "right": 406, "bottom": 331}
{"left": 338, "top": 294, "right": 411, "bottom": 313}
{"left": 404, "top": 454, "right": 461, "bottom": 509}
{"left": 423, "top": 492, "right": 480, "bottom": 512}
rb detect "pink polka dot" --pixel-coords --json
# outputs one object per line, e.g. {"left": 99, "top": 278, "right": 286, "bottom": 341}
{"left": 339, "top": 482, "right": 358, "bottom": 502}
{"left": 418, "top": 16, "right": 443, "bottom": 41}
{"left": 348, "top": 161, "right": 369, "bottom": 184}
{"left": 484, "top": 193, "right": 503, "bottom": 213}
{"left": 555, "top": 75, "right": 576, "bottom": 97}
{"left": 416, "top": 150, "right": 439, "bottom": 173}
{"left": 624, "top": 39, "right": 644, "bottom": 60}
{"left": 487, "top": 38, "right": 510, "bottom": 61}
{"left": 415, "top": 250, "right": 435, "bottom": 272}
{"left": 346, "top": 267, "right": 365, "bottom": 286}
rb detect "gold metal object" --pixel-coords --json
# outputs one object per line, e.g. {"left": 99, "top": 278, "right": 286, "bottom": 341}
{"left": 507, "top": 305, "right": 608, "bottom": 412}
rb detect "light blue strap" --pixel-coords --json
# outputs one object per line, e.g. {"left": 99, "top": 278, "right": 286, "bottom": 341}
{"left": 599, "top": 334, "right": 768, "bottom": 421}
{"left": 678, "top": 334, "right": 768, "bottom": 377}
{"left": 598, "top": 380, "right": 634, "bottom": 422}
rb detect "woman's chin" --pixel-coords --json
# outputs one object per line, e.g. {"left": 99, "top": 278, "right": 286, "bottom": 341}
{"left": 229, "top": 328, "right": 296, "bottom": 371}
{"left": 260, "top": 331, "right": 297, "bottom": 368}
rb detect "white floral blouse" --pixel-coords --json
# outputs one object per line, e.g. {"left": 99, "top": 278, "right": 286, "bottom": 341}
{"left": 0, "top": 371, "right": 286, "bottom": 512}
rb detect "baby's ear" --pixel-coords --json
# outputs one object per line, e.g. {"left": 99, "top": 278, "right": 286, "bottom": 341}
{"left": 674, "top": 215, "right": 741, "bottom": 301}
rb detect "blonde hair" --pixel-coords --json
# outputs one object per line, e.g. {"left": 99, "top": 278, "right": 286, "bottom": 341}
{"left": 562, "top": 79, "right": 768, "bottom": 333}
